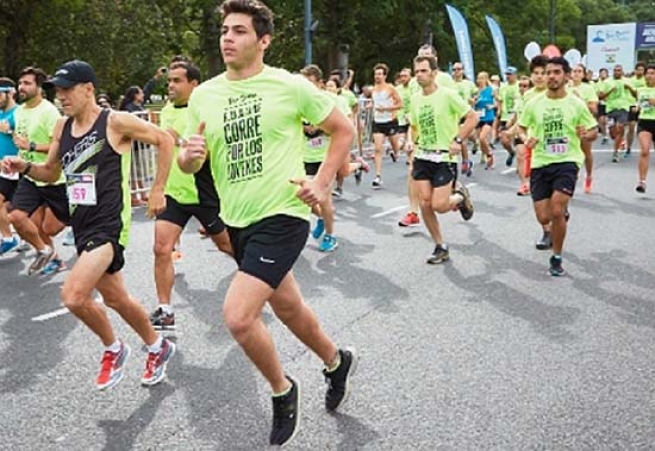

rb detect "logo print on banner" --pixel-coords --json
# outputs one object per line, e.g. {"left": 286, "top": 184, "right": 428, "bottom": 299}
{"left": 637, "top": 23, "right": 655, "bottom": 48}
{"left": 223, "top": 94, "right": 263, "bottom": 183}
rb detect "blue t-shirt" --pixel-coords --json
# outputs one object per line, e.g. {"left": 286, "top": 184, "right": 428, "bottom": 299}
{"left": 0, "top": 106, "right": 18, "bottom": 159}
{"left": 474, "top": 86, "right": 496, "bottom": 123}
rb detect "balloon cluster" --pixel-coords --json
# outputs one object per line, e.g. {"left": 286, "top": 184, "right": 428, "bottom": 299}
{"left": 523, "top": 42, "right": 586, "bottom": 66}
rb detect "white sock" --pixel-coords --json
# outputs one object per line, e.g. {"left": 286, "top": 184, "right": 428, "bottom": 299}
{"left": 158, "top": 304, "right": 173, "bottom": 315}
{"left": 2, "top": 237, "right": 14, "bottom": 243}
{"left": 147, "top": 336, "right": 163, "bottom": 354}
{"left": 39, "top": 245, "right": 52, "bottom": 255}
{"left": 105, "top": 340, "right": 121, "bottom": 354}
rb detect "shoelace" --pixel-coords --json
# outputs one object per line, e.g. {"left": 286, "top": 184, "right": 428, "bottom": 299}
{"left": 99, "top": 351, "right": 117, "bottom": 378}
{"left": 144, "top": 350, "right": 161, "bottom": 375}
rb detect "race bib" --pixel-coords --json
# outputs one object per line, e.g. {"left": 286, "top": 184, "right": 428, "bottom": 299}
{"left": 0, "top": 170, "right": 18, "bottom": 181}
{"left": 607, "top": 116, "right": 615, "bottom": 127}
{"left": 476, "top": 109, "right": 485, "bottom": 117}
{"left": 422, "top": 150, "right": 446, "bottom": 163}
{"left": 545, "top": 137, "right": 569, "bottom": 155}
{"left": 308, "top": 136, "right": 325, "bottom": 148}
{"left": 66, "top": 173, "right": 97, "bottom": 206}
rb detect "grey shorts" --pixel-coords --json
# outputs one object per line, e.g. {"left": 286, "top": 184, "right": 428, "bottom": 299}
{"left": 607, "top": 109, "right": 629, "bottom": 126}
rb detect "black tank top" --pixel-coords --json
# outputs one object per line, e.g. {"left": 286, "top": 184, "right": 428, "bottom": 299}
{"left": 58, "top": 109, "right": 130, "bottom": 244}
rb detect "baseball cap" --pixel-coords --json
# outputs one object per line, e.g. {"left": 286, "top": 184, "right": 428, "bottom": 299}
{"left": 505, "top": 66, "right": 518, "bottom": 75}
{"left": 43, "top": 60, "right": 97, "bottom": 89}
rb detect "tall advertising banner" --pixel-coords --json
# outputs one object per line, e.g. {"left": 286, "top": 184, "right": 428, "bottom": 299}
{"left": 636, "top": 23, "right": 655, "bottom": 67}
{"left": 485, "top": 15, "right": 508, "bottom": 81}
{"left": 446, "top": 4, "right": 475, "bottom": 81}
{"left": 586, "top": 23, "right": 636, "bottom": 75}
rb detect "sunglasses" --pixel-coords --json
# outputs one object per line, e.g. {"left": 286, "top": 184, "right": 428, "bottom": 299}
{"left": 519, "top": 84, "right": 529, "bottom": 88}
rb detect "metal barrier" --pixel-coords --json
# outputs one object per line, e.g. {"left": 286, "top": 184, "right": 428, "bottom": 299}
{"left": 357, "top": 98, "right": 375, "bottom": 156}
{"left": 130, "top": 111, "right": 160, "bottom": 204}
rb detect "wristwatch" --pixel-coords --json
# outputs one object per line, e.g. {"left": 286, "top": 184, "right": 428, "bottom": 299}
{"left": 453, "top": 136, "right": 463, "bottom": 145}
{"left": 29, "top": 142, "right": 36, "bottom": 152}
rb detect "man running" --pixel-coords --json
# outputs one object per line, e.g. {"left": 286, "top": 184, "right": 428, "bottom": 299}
{"left": 150, "top": 61, "right": 233, "bottom": 331}
{"left": 452, "top": 62, "right": 476, "bottom": 176}
{"left": 371, "top": 62, "right": 402, "bottom": 188}
{"left": 517, "top": 57, "right": 597, "bottom": 276}
{"left": 595, "top": 68, "right": 610, "bottom": 144}
{"left": 598, "top": 64, "right": 636, "bottom": 162}
{"left": 179, "top": 1, "right": 358, "bottom": 446}
{"left": 635, "top": 64, "right": 655, "bottom": 193}
{"left": 2, "top": 60, "right": 176, "bottom": 388}
{"left": 0, "top": 78, "right": 20, "bottom": 254}
{"left": 407, "top": 55, "right": 476, "bottom": 263}
{"left": 627, "top": 62, "right": 647, "bottom": 156}
{"left": 498, "top": 66, "right": 520, "bottom": 167}
{"left": 569, "top": 63, "right": 599, "bottom": 193}
{"left": 9, "top": 66, "right": 68, "bottom": 275}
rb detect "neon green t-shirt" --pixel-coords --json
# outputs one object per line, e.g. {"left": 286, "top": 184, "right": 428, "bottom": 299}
{"left": 340, "top": 88, "right": 358, "bottom": 110}
{"left": 519, "top": 94, "right": 597, "bottom": 169}
{"left": 304, "top": 92, "right": 345, "bottom": 163}
{"left": 160, "top": 102, "right": 208, "bottom": 204}
{"left": 498, "top": 83, "right": 520, "bottom": 121}
{"left": 454, "top": 79, "right": 476, "bottom": 104}
{"left": 568, "top": 83, "right": 599, "bottom": 104}
{"left": 602, "top": 78, "right": 632, "bottom": 112}
{"left": 629, "top": 76, "right": 647, "bottom": 103}
{"left": 409, "top": 86, "right": 469, "bottom": 164}
{"left": 637, "top": 86, "right": 655, "bottom": 120}
{"left": 395, "top": 84, "right": 413, "bottom": 126}
{"left": 14, "top": 99, "right": 62, "bottom": 186}
{"left": 186, "top": 66, "right": 335, "bottom": 228}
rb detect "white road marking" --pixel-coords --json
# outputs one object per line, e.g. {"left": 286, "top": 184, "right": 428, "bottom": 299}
{"left": 465, "top": 183, "right": 478, "bottom": 188}
{"left": 371, "top": 205, "right": 407, "bottom": 219}
{"left": 31, "top": 307, "right": 69, "bottom": 322}
{"left": 502, "top": 168, "right": 517, "bottom": 175}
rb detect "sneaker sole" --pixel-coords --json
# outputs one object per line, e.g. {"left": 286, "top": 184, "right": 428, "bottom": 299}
{"left": 398, "top": 223, "right": 420, "bottom": 227}
{"left": 141, "top": 341, "right": 176, "bottom": 387}
{"left": 427, "top": 255, "right": 450, "bottom": 264}
{"left": 319, "top": 242, "right": 339, "bottom": 253}
{"left": 152, "top": 324, "right": 177, "bottom": 332}
{"left": 329, "top": 347, "right": 359, "bottom": 412}
{"left": 549, "top": 269, "right": 566, "bottom": 277}
{"left": 97, "top": 345, "right": 131, "bottom": 391}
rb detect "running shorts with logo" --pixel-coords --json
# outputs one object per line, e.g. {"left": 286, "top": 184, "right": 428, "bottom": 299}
{"left": 412, "top": 159, "right": 457, "bottom": 188}
{"left": 530, "top": 162, "right": 579, "bottom": 201}
{"left": 372, "top": 119, "right": 399, "bottom": 136}
{"left": 157, "top": 195, "right": 225, "bottom": 235}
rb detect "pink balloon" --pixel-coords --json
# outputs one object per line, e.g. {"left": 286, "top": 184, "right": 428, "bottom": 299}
{"left": 543, "top": 45, "right": 561, "bottom": 58}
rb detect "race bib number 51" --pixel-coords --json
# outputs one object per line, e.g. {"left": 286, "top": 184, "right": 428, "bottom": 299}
{"left": 66, "top": 173, "right": 97, "bottom": 206}
{"left": 545, "top": 137, "right": 569, "bottom": 155}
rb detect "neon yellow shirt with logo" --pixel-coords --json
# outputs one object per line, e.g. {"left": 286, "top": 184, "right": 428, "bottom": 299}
{"left": 603, "top": 78, "right": 632, "bottom": 112}
{"left": 14, "top": 99, "right": 62, "bottom": 186}
{"left": 455, "top": 79, "right": 477, "bottom": 104}
{"left": 628, "top": 76, "right": 647, "bottom": 103}
{"left": 186, "top": 66, "right": 335, "bottom": 227}
{"left": 409, "top": 86, "right": 469, "bottom": 164}
{"left": 395, "top": 84, "right": 413, "bottom": 126}
{"left": 568, "top": 83, "right": 598, "bottom": 104}
{"left": 498, "top": 83, "right": 520, "bottom": 121}
{"left": 637, "top": 86, "right": 655, "bottom": 120}
{"left": 340, "top": 88, "right": 358, "bottom": 110}
{"left": 519, "top": 94, "right": 597, "bottom": 169}
{"left": 304, "top": 92, "right": 347, "bottom": 163}
{"left": 160, "top": 102, "right": 214, "bottom": 205}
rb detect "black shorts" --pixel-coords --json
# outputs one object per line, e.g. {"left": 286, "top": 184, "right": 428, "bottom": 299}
{"left": 11, "top": 177, "right": 70, "bottom": 224}
{"left": 156, "top": 195, "right": 225, "bottom": 235}
{"left": 476, "top": 120, "right": 494, "bottom": 129}
{"left": 412, "top": 159, "right": 457, "bottom": 188}
{"left": 372, "top": 119, "right": 399, "bottom": 136}
{"left": 637, "top": 119, "right": 655, "bottom": 136}
{"left": 0, "top": 177, "right": 17, "bottom": 202}
{"left": 530, "top": 162, "right": 579, "bottom": 202}
{"left": 513, "top": 136, "right": 525, "bottom": 146}
{"left": 499, "top": 121, "right": 509, "bottom": 131}
{"left": 304, "top": 162, "right": 322, "bottom": 177}
{"left": 76, "top": 236, "right": 125, "bottom": 274}
{"left": 397, "top": 124, "right": 409, "bottom": 134}
{"left": 227, "top": 214, "right": 309, "bottom": 289}
{"left": 628, "top": 106, "right": 639, "bottom": 122}
{"left": 598, "top": 103, "right": 607, "bottom": 117}
{"left": 607, "top": 109, "right": 629, "bottom": 126}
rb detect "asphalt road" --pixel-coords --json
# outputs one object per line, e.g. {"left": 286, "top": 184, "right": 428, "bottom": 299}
{"left": 1, "top": 142, "right": 654, "bottom": 451}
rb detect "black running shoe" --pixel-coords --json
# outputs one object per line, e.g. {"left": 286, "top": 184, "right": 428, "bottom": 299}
{"left": 636, "top": 182, "right": 646, "bottom": 193}
{"left": 505, "top": 151, "right": 515, "bottom": 167}
{"left": 549, "top": 255, "right": 565, "bottom": 277}
{"left": 427, "top": 244, "right": 450, "bottom": 264}
{"left": 270, "top": 377, "right": 300, "bottom": 447}
{"left": 354, "top": 168, "right": 362, "bottom": 185}
{"left": 323, "top": 348, "right": 358, "bottom": 412}
{"left": 536, "top": 232, "right": 552, "bottom": 250}
{"left": 149, "top": 308, "right": 176, "bottom": 331}
{"left": 455, "top": 185, "right": 474, "bottom": 221}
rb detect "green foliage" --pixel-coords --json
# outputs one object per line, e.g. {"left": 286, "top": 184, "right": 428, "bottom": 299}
{"left": 0, "top": 0, "right": 652, "bottom": 96}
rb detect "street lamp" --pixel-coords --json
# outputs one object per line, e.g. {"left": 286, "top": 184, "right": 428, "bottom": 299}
{"left": 549, "top": 0, "right": 556, "bottom": 43}
{"left": 304, "top": 0, "right": 312, "bottom": 65}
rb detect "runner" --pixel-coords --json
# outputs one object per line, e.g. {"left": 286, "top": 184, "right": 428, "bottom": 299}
{"left": 407, "top": 55, "right": 476, "bottom": 263}
{"left": 452, "top": 62, "right": 476, "bottom": 177}
{"left": 395, "top": 67, "right": 413, "bottom": 157}
{"left": 569, "top": 63, "right": 599, "bottom": 193}
{"left": 498, "top": 67, "right": 520, "bottom": 167}
{"left": 517, "top": 57, "right": 597, "bottom": 276}
{"left": 595, "top": 68, "right": 610, "bottom": 144}
{"left": 179, "top": 1, "right": 358, "bottom": 446}
{"left": 473, "top": 71, "right": 496, "bottom": 170}
{"left": 9, "top": 66, "right": 68, "bottom": 275}
{"left": 597, "top": 64, "right": 636, "bottom": 163}
{"left": 0, "top": 77, "right": 20, "bottom": 254}
{"left": 150, "top": 60, "right": 233, "bottom": 331}
{"left": 635, "top": 64, "right": 655, "bottom": 193}
{"left": 502, "top": 76, "right": 532, "bottom": 195}
{"left": 627, "top": 62, "right": 647, "bottom": 156}
{"left": 371, "top": 62, "right": 402, "bottom": 188}
{"left": 2, "top": 60, "right": 176, "bottom": 388}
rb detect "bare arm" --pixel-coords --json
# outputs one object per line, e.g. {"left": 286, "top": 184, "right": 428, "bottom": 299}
{"left": 11, "top": 118, "right": 65, "bottom": 183}
{"left": 457, "top": 110, "right": 479, "bottom": 140}
{"left": 313, "top": 108, "right": 355, "bottom": 191}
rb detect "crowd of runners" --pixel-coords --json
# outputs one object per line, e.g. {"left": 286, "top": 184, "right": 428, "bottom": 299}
{"left": 0, "top": 0, "right": 654, "bottom": 447}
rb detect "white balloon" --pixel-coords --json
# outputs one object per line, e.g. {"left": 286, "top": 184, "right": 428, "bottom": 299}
{"left": 524, "top": 42, "right": 541, "bottom": 61}
{"left": 581, "top": 54, "right": 588, "bottom": 66}
{"left": 564, "top": 48, "right": 582, "bottom": 66}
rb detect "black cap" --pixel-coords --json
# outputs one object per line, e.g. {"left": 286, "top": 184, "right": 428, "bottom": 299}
{"left": 43, "top": 60, "right": 97, "bottom": 89}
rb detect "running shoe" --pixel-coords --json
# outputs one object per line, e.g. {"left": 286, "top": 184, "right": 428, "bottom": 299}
{"left": 332, "top": 186, "right": 343, "bottom": 198}
{"left": 612, "top": 151, "right": 619, "bottom": 163}
{"left": 312, "top": 218, "right": 325, "bottom": 240}
{"left": 636, "top": 181, "right": 646, "bottom": 193}
{"left": 150, "top": 307, "right": 176, "bottom": 331}
{"left": 40, "top": 258, "right": 67, "bottom": 275}
{"left": 0, "top": 236, "right": 19, "bottom": 255}
{"left": 270, "top": 377, "right": 300, "bottom": 446}
{"left": 323, "top": 348, "right": 358, "bottom": 411}
{"left": 398, "top": 212, "right": 420, "bottom": 227}
{"left": 549, "top": 255, "right": 565, "bottom": 277}
{"left": 96, "top": 341, "right": 131, "bottom": 390}
{"left": 506, "top": 151, "right": 515, "bottom": 167}
{"left": 485, "top": 154, "right": 495, "bottom": 170}
{"left": 455, "top": 185, "right": 474, "bottom": 221}
{"left": 584, "top": 177, "right": 592, "bottom": 194}
{"left": 319, "top": 234, "right": 338, "bottom": 252}
{"left": 28, "top": 248, "right": 54, "bottom": 275}
{"left": 372, "top": 175, "right": 382, "bottom": 190}
{"left": 62, "top": 228, "right": 75, "bottom": 246}
{"left": 461, "top": 160, "right": 470, "bottom": 176}
{"left": 141, "top": 338, "right": 176, "bottom": 386}
{"left": 427, "top": 244, "right": 450, "bottom": 264}
{"left": 517, "top": 183, "right": 530, "bottom": 196}
{"left": 536, "top": 231, "right": 553, "bottom": 250}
